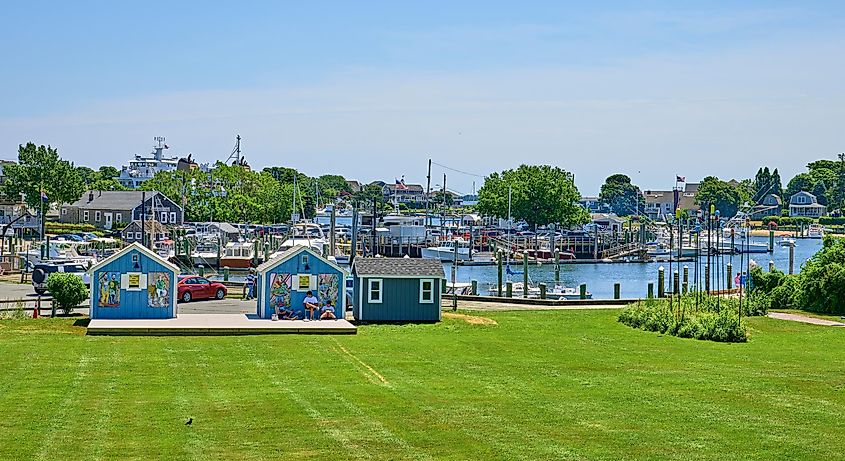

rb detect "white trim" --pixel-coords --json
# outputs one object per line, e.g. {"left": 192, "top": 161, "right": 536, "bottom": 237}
{"left": 367, "top": 278, "right": 383, "bottom": 304}
{"left": 419, "top": 278, "right": 434, "bottom": 304}
{"left": 357, "top": 277, "right": 363, "bottom": 320}
{"left": 88, "top": 242, "right": 182, "bottom": 275}
{"left": 256, "top": 244, "right": 345, "bottom": 275}
{"left": 353, "top": 274, "right": 446, "bottom": 280}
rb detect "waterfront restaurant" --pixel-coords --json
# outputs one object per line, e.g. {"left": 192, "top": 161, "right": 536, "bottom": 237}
{"left": 88, "top": 242, "right": 180, "bottom": 319}
{"left": 255, "top": 245, "right": 346, "bottom": 320}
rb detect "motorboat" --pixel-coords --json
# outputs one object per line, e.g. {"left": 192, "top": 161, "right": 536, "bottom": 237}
{"left": 191, "top": 240, "right": 220, "bottom": 267}
{"left": 779, "top": 237, "right": 796, "bottom": 247}
{"left": 271, "top": 222, "right": 327, "bottom": 258}
{"left": 219, "top": 241, "right": 256, "bottom": 269}
{"left": 421, "top": 238, "right": 472, "bottom": 261}
{"left": 486, "top": 282, "right": 592, "bottom": 300}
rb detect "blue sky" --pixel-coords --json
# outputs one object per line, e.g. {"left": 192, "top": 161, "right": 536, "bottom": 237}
{"left": 2, "top": 1, "right": 844, "bottom": 195}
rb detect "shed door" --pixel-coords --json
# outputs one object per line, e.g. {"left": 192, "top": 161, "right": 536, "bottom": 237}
{"left": 104, "top": 212, "right": 113, "bottom": 229}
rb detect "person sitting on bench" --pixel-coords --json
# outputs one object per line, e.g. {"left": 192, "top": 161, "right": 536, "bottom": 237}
{"left": 303, "top": 291, "right": 319, "bottom": 321}
{"left": 319, "top": 300, "right": 337, "bottom": 320}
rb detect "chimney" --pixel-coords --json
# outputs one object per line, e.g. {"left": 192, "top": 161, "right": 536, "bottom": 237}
{"left": 98, "top": 190, "right": 102, "bottom": 197}
{"left": 88, "top": 191, "right": 94, "bottom": 202}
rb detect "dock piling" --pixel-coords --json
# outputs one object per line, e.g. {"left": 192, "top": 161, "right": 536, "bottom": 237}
{"left": 647, "top": 282, "right": 654, "bottom": 299}
{"left": 579, "top": 283, "right": 587, "bottom": 300}
{"left": 471, "top": 280, "right": 478, "bottom": 296}
{"left": 657, "top": 266, "right": 665, "bottom": 298}
{"left": 539, "top": 283, "right": 547, "bottom": 300}
{"left": 682, "top": 265, "right": 689, "bottom": 294}
{"left": 614, "top": 282, "right": 620, "bottom": 300}
{"left": 506, "top": 281, "right": 513, "bottom": 298}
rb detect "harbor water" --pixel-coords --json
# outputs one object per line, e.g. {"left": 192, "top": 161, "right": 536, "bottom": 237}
{"left": 444, "top": 237, "right": 822, "bottom": 299}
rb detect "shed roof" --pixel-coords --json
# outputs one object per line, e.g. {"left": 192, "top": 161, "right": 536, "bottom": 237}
{"left": 88, "top": 242, "right": 181, "bottom": 275}
{"left": 255, "top": 245, "right": 345, "bottom": 275}
{"left": 353, "top": 257, "right": 445, "bottom": 278}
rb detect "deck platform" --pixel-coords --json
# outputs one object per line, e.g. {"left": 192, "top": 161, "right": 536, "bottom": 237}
{"left": 87, "top": 314, "right": 357, "bottom": 336}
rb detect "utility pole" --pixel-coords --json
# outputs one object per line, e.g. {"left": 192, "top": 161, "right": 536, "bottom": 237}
{"left": 141, "top": 191, "right": 146, "bottom": 249}
{"left": 426, "top": 159, "right": 432, "bottom": 227}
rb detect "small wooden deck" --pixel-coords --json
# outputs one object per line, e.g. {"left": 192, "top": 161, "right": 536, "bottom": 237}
{"left": 87, "top": 314, "right": 357, "bottom": 336}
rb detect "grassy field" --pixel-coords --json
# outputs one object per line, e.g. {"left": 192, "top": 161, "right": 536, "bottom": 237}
{"left": 1, "top": 310, "right": 843, "bottom": 460}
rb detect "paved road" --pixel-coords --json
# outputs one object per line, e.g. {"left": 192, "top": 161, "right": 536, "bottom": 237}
{"left": 0, "top": 282, "right": 42, "bottom": 301}
{"left": 768, "top": 312, "right": 845, "bottom": 327}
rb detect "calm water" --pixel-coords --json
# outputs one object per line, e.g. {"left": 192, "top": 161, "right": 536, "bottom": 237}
{"left": 444, "top": 237, "right": 822, "bottom": 299}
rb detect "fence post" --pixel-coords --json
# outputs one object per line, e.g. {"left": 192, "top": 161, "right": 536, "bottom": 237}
{"left": 657, "top": 266, "right": 665, "bottom": 298}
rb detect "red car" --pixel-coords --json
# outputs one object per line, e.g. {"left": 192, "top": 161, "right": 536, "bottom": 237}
{"left": 178, "top": 276, "right": 227, "bottom": 302}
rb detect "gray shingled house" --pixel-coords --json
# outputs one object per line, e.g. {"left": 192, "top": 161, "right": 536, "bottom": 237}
{"left": 60, "top": 190, "right": 183, "bottom": 229}
{"left": 351, "top": 257, "right": 445, "bottom": 322}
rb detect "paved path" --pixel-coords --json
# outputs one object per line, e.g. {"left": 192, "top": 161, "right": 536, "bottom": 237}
{"left": 449, "top": 299, "right": 627, "bottom": 311}
{"left": 88, "top": 314, "right": 357, "bottom": 335}
{"left": 767, "top": 312, "right": 845, "bottom": 327}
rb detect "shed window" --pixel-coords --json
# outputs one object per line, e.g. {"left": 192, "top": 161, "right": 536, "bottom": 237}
{"left": 83, "top": 211, "right": 89, "bottom": 221}
{"left": 368, "top": 278, "right": 383, "bottom": 304}
{"left": 61, "top": 208, "right": 67, "bottom": 216}
{"left": 115, "top": 213, "right": 122, "bottom": 223}
{"left": 170, "top": 211, "right": 177, "bottom": 223}
{"left": 419, "top": 279, "right": 434, "bottom": 304}
{"left": 95, "top": 211, "right": 101, "bottom": 222}
{"left": 135, "top": 232, "right": 142, "bottom": 240}
{"left": 160, "top": 211, "right": 168, "bottom": 223}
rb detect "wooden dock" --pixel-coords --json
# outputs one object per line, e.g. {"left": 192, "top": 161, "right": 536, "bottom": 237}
{"left": 87, "top": 314, "right": 357, "bottom": 336}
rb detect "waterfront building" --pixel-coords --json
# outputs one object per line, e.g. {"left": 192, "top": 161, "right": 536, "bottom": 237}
{"left": 60, "top": 190, "right": 183, "bottom": 229}
{"left": 89, "top": 242, "right": 179, "bottom": 319}
{"left": 255, "top": 245, "right": 346, "bottom": 320}
{"left": 788, "top": 191, "right": 827, "bottom": 218}
{"left": 351, "top": 257, "right": 444, "bottom": 322}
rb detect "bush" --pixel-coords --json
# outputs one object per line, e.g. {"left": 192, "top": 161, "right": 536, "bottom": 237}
{"left": 618, "top": 296, "right": 750, "bottom": 343}
{"left": 796, "top": 237, "right": 845, "bottom": 314}
{"left": 46, "top": 273, "right": 88, "bottom": 315}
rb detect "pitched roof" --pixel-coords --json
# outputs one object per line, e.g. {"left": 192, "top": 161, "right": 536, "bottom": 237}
{"left": 88, "top": 242, "right": 181, "bottom": 275}
{"left": 123, "top": 220, "right": 169, "bottom": 234}
{"left": 353, "top": 257, "right": 445, "bottom": 278}
{"left": 68, "top": 190, "right": 162, "bottom": 210}
{"left": 383, "top": 183, "right": 425, "bottom": 193}
{"left": 256, "top": 245, "right": 345, "bottom": 274}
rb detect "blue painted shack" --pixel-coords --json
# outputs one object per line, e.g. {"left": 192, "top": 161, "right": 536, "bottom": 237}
{"left": 88, "top": 242, "right": 180, "bottom": 319}
{"left": 256, "top": 245, "right": 346, "bottom": 319}
{"left": 351, "top": 257, "right": 445, "bottom": 322}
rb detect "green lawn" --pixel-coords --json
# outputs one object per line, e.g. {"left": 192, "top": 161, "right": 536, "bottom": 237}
{"left": 1, "top": 310, "right": 843, "bottom": 460}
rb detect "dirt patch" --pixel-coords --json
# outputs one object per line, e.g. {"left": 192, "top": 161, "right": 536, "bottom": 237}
{"left": 443, "top": 312, "right": 498, "bottom": 326}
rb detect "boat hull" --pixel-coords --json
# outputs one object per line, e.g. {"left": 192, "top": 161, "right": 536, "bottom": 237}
{"left": 219, "top": 257, "right": 253, "bottom": 269}
{"left": 421, "top": 248, "right": 471, "bottom": 261}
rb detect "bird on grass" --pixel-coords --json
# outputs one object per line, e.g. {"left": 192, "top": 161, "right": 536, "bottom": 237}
{"left": 185, "top": 418, "right": 193, "bottom": 426}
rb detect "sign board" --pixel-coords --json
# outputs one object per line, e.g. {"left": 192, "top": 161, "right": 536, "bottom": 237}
{"left": 121, "top": 273, "right": 147, "bottom": 291}
{"left": 295, "top": 274, "right": 316, "bottom": 291}
{"left": 128, "top": 273, "right": 140, "bottom": 289}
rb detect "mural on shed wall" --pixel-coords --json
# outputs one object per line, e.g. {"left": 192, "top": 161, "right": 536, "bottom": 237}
{"left": 318, "top": 273, "right": 339, "bottom": 308}
{"left": 269, "top": 273, "right": 292, "bottom": 311}
{"left": 98, "top": 272, "right": 120, "bottom": 307}
{"left": 148, "top": 272, "right": 170, "bottom": 308}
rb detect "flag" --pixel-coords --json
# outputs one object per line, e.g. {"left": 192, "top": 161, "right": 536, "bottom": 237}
{"left": 40, "top": 190, "right": 48, "bottom": 202}
{"left": 395, "top": 177, "right": 408, "bottom": 190}
{"left": 676, "top": 175, "right": 685, "bottom": 183}
{"left": 164, "top": 144, "right": 170, "bottom": 149}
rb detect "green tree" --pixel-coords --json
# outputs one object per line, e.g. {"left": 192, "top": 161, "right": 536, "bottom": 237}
{"left": 771, "top": 168, "right": 783, "bottom": 198}
{"left": 76, "top": 166, "right": 97, "bottom": 186}
{"left": 89, "top": 178, "right": 128, "bottom": 191}
{"left": 98, "top": 165, "right": 120, "bottom": 180}
{"left": 695, "top": 176, "right": 742, "bottom": 217}
{"left": 317, "top": 174, "right": 352, "bottom": 199}
{"left": 598, "top": 174, "right": 643, "bottom": 217}
{"left": 477, "top": 164, "right": 589, "bottom": 228}
{"left": 2, "top": 143, "right": 85, "bottom": 210}
{"left": 786, "top": 172, "right": 814, "bottom": 197}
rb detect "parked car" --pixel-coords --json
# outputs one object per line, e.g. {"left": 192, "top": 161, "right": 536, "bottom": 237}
{"left": 76, "top": 232, "right": 98, "bottom": 241}
{"left": 32, "top": 261, "right": 91, "bottom": 295}
{"left": 177, "top": 276, "right": 227, "bottom": 302}
{"left": 55, "top": 234, "right": 84, "bottom": 242}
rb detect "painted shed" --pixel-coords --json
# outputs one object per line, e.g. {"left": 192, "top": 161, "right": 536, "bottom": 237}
{"left": 351, "top": 257, "right": 445, "bottom": 322}
{"left": 256, "top": 245, "right": 346, "bottom": 319}
{"left": 88, "top": 242, "right": 180, "bottom": 319}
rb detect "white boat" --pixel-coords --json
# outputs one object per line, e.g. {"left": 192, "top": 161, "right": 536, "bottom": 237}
{"left": 191, "top": 240, "right": 220, "bottom": 267}
{"left": 421, "top": 239, "right": 472, "bottom": 261}
{"left": 486, "top": 282, "right": 592, "bottom": 300}
{"left": 219, "top": 241, "right": 256, "bottom": 269}
{"left": 779, "top": 237, "right": 796, "bottom": 247}
{"left": 271, "top": 222, "right": 327, "bottom": 258}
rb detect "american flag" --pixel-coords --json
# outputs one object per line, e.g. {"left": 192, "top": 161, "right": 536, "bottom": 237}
{"left": 395, "top": 177, "right": 408, "bottom": 190}
{"left": 40, "top": 190, "right": 48, "bottom": 202}
{"left": 676, "top": 175, "right": 685, "bottom": 183}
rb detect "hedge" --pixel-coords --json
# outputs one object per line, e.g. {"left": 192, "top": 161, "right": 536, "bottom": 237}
{"left": 760, "top": 216, "right": 817, "bottom": 226}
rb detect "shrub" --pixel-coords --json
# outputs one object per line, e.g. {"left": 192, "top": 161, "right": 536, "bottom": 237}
{"left": 819, "top": 217, "right": 845, "bottom": 225}
{"left": 46, "top": 273, "right": 88, "bottom": 315}
{"left": 795, "top": 237, "right": 845, "bottom": 315}
{"left": 618, "top": 296, "right": 750, "bottom": 343}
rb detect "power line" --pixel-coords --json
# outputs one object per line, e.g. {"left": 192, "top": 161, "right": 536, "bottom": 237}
{"left": 430, "top": 161, "right": 486, "bottom": 179}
